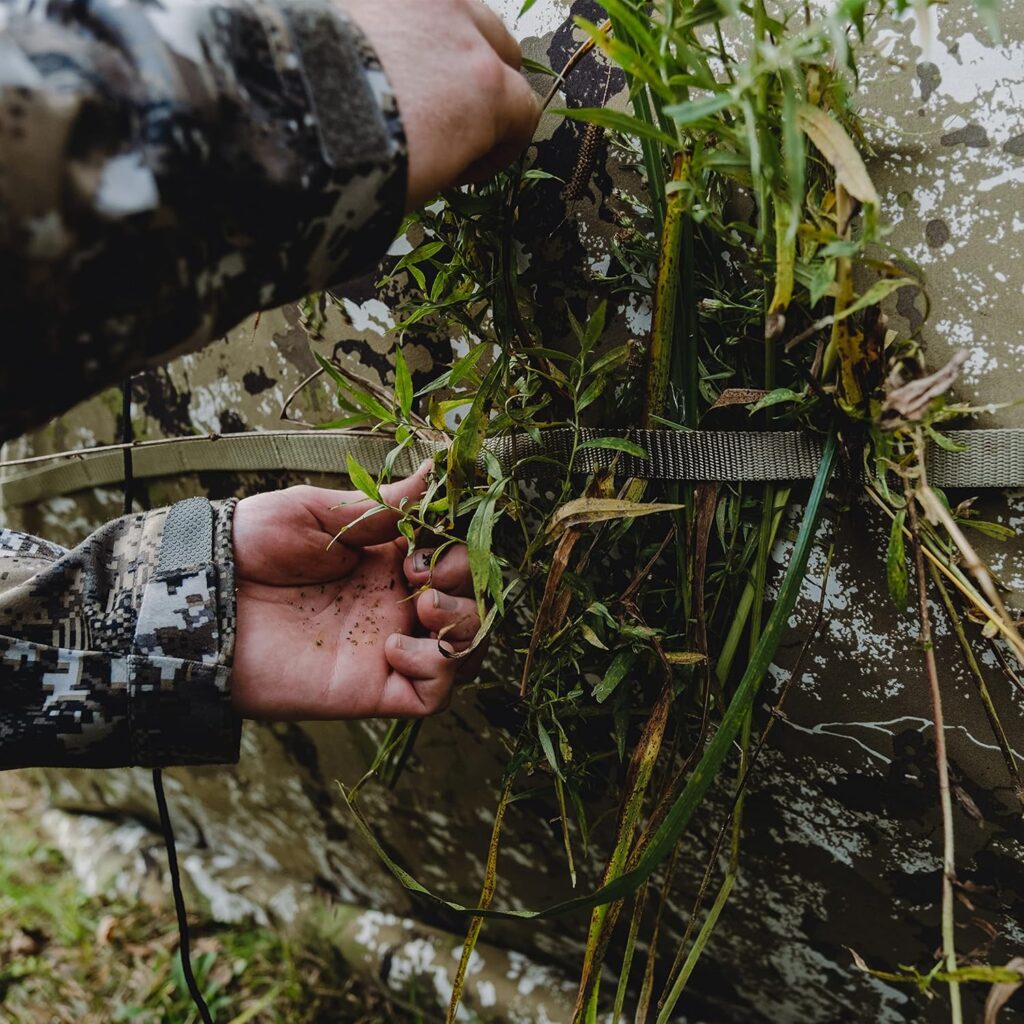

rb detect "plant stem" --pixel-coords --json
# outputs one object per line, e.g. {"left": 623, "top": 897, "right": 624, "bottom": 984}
{"left": 905, "top": 473, "right": 962, "bottom": 1024}
{"left": 611, "top": 883, "right": 647, "bottom": 1024}
{"left": 655, "top": 874, "right": 735, "bottom": 1024}
{"left": 574, "top": 682, "right": 673, "bottom": 1022}
{"left": 929, "top": 562, "right": 1024, "bottom": 806}
{"left": 643, "top": 152, "right": 691, "bottom": 429}
{"left": 447, "top": 777, "right": 514, "bottom": 1023}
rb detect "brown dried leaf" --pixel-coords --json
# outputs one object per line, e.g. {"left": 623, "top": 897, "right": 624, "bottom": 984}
{"left": 881, "top": 350, "right": 967, "bottom": 427}
{"left": 952, "top": 783, "right": 984, "bottom": 824}
{"left": 709, "top": 388, "right": 768, "bottom": 411}
{"left": 984, "top": 956, "right": 1024, "bottom": 1024}
{"left": 520, "top": 528, "right": 581, "bottom": 695}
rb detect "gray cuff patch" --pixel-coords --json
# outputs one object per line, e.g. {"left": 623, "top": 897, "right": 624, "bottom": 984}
{"left": 283, "top": 0, "right": 389, "bottom": 168}
{"left": 157, "top": 497, "right": 214, "bottom": 572}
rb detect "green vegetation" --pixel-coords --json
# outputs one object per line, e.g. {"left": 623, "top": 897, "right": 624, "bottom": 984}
{"left": 0, "top": 773, "right": 413, "bottom": 1024}
{"left": 310, "top": 1, "right": 1024, "bottom": 1021}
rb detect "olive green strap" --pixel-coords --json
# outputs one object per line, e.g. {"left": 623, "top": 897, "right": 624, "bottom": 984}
{"left": 0, "top": 427, "right": 1020, "bottom": 506}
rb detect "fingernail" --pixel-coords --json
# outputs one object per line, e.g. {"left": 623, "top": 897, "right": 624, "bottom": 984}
{"left": 417, "top": 458, "right": 433, "bottom": 476}
{"left": 390, "top": 633, "right": 404, "bottom": 650}
{"left": 432, "top": 589, "right": 457, "bottom": 611}
{"left": 415, "top": 550, "right": 434, "bottom": 573}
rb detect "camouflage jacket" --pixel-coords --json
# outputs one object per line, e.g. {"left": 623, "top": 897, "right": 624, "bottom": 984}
{"left": 0, "top": 0, "right": 407, "bottom": 767}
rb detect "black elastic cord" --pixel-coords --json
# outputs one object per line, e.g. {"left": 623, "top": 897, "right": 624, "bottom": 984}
{"left": 153, "top": 766, "right": 215, "bottom": 1024}
{"left": 121, "top": 379, "right": 214, "bottom": 1024}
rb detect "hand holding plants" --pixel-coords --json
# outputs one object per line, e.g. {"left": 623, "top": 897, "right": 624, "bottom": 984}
{"left": 230, "top": 464, "right": 481, "bottom": 720}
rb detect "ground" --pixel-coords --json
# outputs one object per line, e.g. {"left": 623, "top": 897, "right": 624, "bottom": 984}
{"left": 0, "top": 773, "right": 418, "bottom": 1024}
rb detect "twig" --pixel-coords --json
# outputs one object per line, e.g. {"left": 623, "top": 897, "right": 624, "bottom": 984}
{"left": 279, "top": 365, "right": 325, "bottom": 423}
{"left": 541, "top": 20, "right": 613, "bottom": 113}
{"left": 905, "top": 466, "right": 962, "bottom": 1024}
{"left": 929, "top": 563, "right": 1024, "bottom": 807}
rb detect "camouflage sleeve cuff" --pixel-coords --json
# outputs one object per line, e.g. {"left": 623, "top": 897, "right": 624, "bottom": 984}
{"left": 129, "top": 497, "right": 241, "bottom": 767}
{"left": 0, "top": 499, "right": 240, "bottom": 769}
{"left": 0, "top": 0, "right": 407, "bottom": 437}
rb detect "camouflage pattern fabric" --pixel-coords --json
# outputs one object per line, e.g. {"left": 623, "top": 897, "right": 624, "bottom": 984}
{"left": 0, "top": 0, "right": 406, "bottom": 439}
{"left": 0, "top": 0, "right": 407, "bottom": 768}
{"left": 1, "top": 0, "right": 1023, "bottom": 1022}
{"left": 0, "top": 497, "right": 240, "bottom": 767}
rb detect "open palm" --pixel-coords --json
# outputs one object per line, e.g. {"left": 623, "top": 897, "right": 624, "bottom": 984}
{"left": 229, "top": 466, "right": 480, "bottom": 720}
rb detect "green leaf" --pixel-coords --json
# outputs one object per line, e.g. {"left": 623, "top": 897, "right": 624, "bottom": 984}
{"left": 925, "top": 425, "right": 967, "bottom": 453}
{"left": 833, "top": 277, "right": 915, "bottom": 324}
{"left": 394, "top": 240, "right": 445, "bottom": 271}
{"left": 448, "top": 359, "right": 502, "bottom": 517}
{"left": 662, "top": 92, "right": 734, "bottom": 126}
{"left": 520, "top": 56, "right": 557, "bottom": 77}
{"left": 346, "top": 453, "right": 381, "bottom": 503}
{"left": 315, "top": 353, "right": 396, "bottom": 424}
{"left": 963, "top": 519, "right": 1016, "bottom": 542}
{"left": 587, "top": 344, "right": 631, "bottom": 376}
{"left": 886, "top": 510, "right": 908, "bottom": 610}
{"left": 595, "top": 0, "right": 659, "bottom": 59}
{"left": 574, "top": 17, "right": 672, "bottom": 100}
{"left": 577, "top": 437, "right": 649, "bottom": 459}
{"left": 809, "top": 260, "right": 836, "bottom": 306}
{"left": 466, "top": 477, "right": 506, "bottom": 616}
{"left": 536, "top": 719, "right": 563, "bottom": 778}
{"left": 749, "top": 388, "right": 802, "bottom": 414}
{"left": 577, "top": 376, "right": 608, "bottom": 412}
{"left": 522, "top": 169, "right": 564, "bottom": 182}
{"left": 582, "top": 300, "right": 608, "bottom": 354}
{"left": 594, "top": 650, "right": 635, "bottom": 703}
{"left": 394, "top": 346, "right": 413, "bottom": 418}
{"left": 553, "top": 107, "right": 680, "bottom": 151}
{"left": 579, "top": 623, "right": 608, "bottom": 650}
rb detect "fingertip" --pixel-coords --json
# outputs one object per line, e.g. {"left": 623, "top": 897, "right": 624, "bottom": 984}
{"left": 385, "top": 632, "right": 406, "bottom": 663}
{"left": 404, "top": 548, "right": 433, "bottom": 582}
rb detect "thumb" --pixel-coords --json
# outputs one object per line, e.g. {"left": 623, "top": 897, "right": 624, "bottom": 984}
{"left": 331, "top": 459, "right": 432, "bottom": 548}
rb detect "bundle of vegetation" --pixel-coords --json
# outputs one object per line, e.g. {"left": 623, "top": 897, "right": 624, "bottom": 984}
{"left": 298, "top": 0, "right": 1023, "bottom": 1020}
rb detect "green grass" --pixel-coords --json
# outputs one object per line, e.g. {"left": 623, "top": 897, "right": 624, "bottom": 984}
{"left": 0, "top": 773, "right": 413, "bottom": 1024}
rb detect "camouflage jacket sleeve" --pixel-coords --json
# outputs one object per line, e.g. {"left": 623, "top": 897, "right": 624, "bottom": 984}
{"left": 0, "top": 497, "right": 240, "bottom": 768}
{"left": 0, "top": 0, "right": 406, "bottom": 439}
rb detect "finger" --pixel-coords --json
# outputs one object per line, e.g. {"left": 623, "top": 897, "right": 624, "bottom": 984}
{"left": 299, "top": 460, "right": 432, "bottom": 547}
{"left": 460, "top": 72, "right": 540, "bottom": 184}
{"left": 415, "top": 589, "right": 480, "bottom": 641}
{"left": 381, "top": 634, "right": 457, "bottom": 716}
{"left": 462, "top": 0, "right": 522, "bottom": 69}
{"left": 404, "top": 544, "right": 474, "bottom": 597}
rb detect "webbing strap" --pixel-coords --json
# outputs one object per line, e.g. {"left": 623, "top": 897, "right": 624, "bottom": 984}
{"left": 0, "top": 427, "right": 1021, "bottom": 506}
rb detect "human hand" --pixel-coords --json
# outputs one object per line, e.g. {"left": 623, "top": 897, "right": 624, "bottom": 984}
{"left": 229, "top": 463, "right": 482, "bottom": 720}
{"left": 339, "top": 0, "right": 541, "bottom": 209}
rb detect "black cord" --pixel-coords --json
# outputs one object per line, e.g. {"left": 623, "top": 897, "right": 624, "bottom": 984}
{"left": 121, "top": 378, "right": 214, "bottom": 1024}
{"left": 153, "top": 766, "right": 215, "bottom": 1024}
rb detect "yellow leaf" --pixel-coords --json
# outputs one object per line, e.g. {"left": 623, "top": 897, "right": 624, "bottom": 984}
{"left": 547, "top": 498, "right": 685, "bottom": 540}
{"left": 664, "top": 651, "right": 707, "bottom": 665}
{"left": 797, "top": 105, "right": 879, "bottom": 206}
